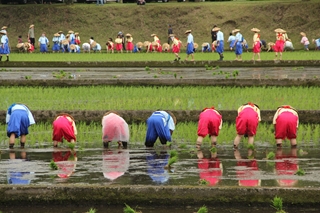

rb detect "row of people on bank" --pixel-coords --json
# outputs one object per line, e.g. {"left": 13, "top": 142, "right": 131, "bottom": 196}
{"left": 6, "top": 103, "right": 298, "bottom": 149}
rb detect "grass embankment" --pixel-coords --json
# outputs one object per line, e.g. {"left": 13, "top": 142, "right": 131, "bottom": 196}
{"left": 0, "top": 122, "right": 319, "bottom": 147}
{"left": 5, "top": 51, "right": 320, "bottom": 61}
{"left": 0, "top": 86, "right": 319, "bottom": 110}
{"left": 1, "top": 1, "right": 320, "bottom": 53}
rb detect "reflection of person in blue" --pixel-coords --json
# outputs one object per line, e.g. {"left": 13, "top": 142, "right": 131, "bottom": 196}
{"left": 275, "top": 147, "right": 298, "bottom": 187}
{"left": 145, "top": 111, "right": 176, "bottom": 147}
{"left": 8, "top": 151, "right": 33, "bottom": 185}
{"left": 102, "top": 150, "right": 130, "bottom": 181}
{"left": 53, "top": 149, "right": 77, "bottom": 178}
{"left": 234, "top": 149, "right": 260, "bottom": 187}
{"left": 146, "top": 150, "right": 169, "bottom": 183}
{"left": 197, "top": 150, "right": 223, "bottom": 186}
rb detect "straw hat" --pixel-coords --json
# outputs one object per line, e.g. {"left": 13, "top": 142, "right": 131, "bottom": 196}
{"left": 274, "top": 28, "right": 286, "bottom": 33}
{"left": 125, "top": 33, "right": 132, "bottom": 37}
{"left": 194, "top": 43, "right": 199, "bottom": 49}
{"left": 54, "top": 33, "right": 60, "bottom": 37}
{"left": 68, "top": 30, "right": 74, "bottom": 34}
{"left": 144, "top": 41, "right": 151, "bottom": 47}
{"left": 151, "top": 34, "right": 156, "bottom": 37}
{"left": 70, "top": 44, "right": 76, "bottom": 50}
{"left": 75, "top": 32, "right": 79, "bottom": 35}
{"left": 233, "top": 29, "right": 240, "bottom": 33}
{"left": 136, "top": 42, "right": 143, "bottom": 48}
{"left": 201, "top": 42, "right": 209, "bottom": 47}
{"left": 62, "top": 39, "right": 69, "bottom": 45}
{"left": 91, "top": 41, "right": 97, "bottom": 48}
{"left": 300, "top": 32, "right": 306, "bottom": 37}
{"left": 0, "top": 30, "right": 6, "bottom": 35}
{"left": 212, "top": 27, "right": 220, "bottom": 32}
{"left": 29, "top": 24, "right": 34, "bottom": 28}
{"left": 251, "top": 28, "right": 260, "bottom": 32}
{"left": 66, "top": 34, "right": 70, "bottom": 38}
{"left": 185, "top": 30, "right": 192, "bottom": 34}
{"left": 56, "top": 113, "right": 75, "bottom": 121}
{"left": 168, "top": 34, "right": 175, "bottom": 37}
{"left": 58, "top": 30, "right": 63, "bottom": 34}
{"left": 1, "top": 26, "right": 7, "bottom": 30}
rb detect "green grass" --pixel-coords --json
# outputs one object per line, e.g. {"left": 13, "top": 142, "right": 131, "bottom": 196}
{"left": 2, "top": 1, "right": 320, "bottom": 55}
{"left": 0, "top": 122, "right": 319, "bottom": 148}
{"left": 1, "top": 86, "right": 320, "bottom": 110}
{"left": 6, "top": 51, "right": 320, "bottom": 61}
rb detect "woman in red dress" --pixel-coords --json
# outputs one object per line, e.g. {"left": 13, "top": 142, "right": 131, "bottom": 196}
{"left": 273, "top": 28, "right": 286, "bottom": 60}
{"left": 251, "top": 28, "right": 261, "bottom": 61}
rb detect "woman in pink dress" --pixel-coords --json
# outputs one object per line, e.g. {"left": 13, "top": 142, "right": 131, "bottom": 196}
{"left": 151, "top": 33, "right": 162, "bottom": 52}
{"left": 102, "top": 111, "right": 129, "bottom": 149}
{"left": 273, "top": 28, "right": 286, "bottom": 60}
{"left": 169, "top": 34, "right": 180, "bottom": 61}
{"left": 125, "top": 33, "right": 134, "bottom": 53}
{"left": 251, "top": 28, "right": 261, "bottom": 61}
{"left": 115, "top": 35, "right": 123, "bottom": 53}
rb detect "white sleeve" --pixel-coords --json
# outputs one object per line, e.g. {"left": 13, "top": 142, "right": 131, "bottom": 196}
{"left": 167, "top": 116, "right": 175, "bottom": 131}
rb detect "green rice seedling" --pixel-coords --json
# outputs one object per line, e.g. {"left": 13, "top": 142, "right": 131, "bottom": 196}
{"left": 145, "top": 66, "right": 150, "bottom": 71}
{"left": 153, "top": 75, "right": 158, "bottom": 78}
{"left": 179, "top": 144, "right": 187, "bottom": 149}
{"left": 210, "top": 146, "right": 217, "bottom": 153}
{"left": 49, "top": 160, "right": 58, "bottom": 170}
{"left": 174, "top": 73, "right": 177, "bottom": 79}
{"left": 86, "top": 208, "right": 96, "bottom": 213}
{"left": 198, "top": 179, "right": 209, "bottom": 186}
{"left": 247, "top": 144, "right": 255, "bottom": 150}
{"left": 123, "top": 204, "right": 141, "bottom": 213}
{"left": 205, "top": 65, "right": 213, "bottom": 70}
{"left": 271, "top": 196, "right": 286, "bottom": 213}
{"left": 197, "top": 205, "right": 208, "bottom": 213}
{"left": 166, "top": 142, "right": 172, "bottom": 147}
{"left": 169, "top": 150, "right": 178, "bottom": 158}
{"left": 180, "top": 76, "right": 183, "bottom": 79}
{"left": 295, "top": 168, "right": 305, "bottom": 176}
{"left": 267, "top": 152, "right": 275, "bottom": 160}
{"left": 25, "top": 76, "right": 32, "bottom": 80}
{"left": 67, "top": 143, "right": 75, "bottom": 150}
{"left": 165, "top": 156, "right": 177, "bottom": 169}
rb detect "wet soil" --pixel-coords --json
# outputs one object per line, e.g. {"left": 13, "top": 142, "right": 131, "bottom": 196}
{"left": 1, "top": 67, "right": 320, "bottom": 86}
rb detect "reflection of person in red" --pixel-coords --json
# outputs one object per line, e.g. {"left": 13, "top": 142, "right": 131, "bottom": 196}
{"left": 273, "top": 105, "right": 299, "bottom": 148}
{"left": 234, "top": 149, "right": 260, "bottom": 187}
{"left": 102, "top": 150, "right": 130, "bottom": 181}
{"left": 196, "top": 107, "right": 223, "bottom": 149}
{"left": 53, "top": 149, "right": 77, "bottom": 178}
{"left": 197, "top": 150, "right": 223, "bottom": 186}
{"left": 275, "top": 147, "right": 298, "bottom": 187}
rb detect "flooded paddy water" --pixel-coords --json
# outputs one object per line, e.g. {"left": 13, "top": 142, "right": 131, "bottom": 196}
{"left": 1, "top": 144, "right": 320, "bottom": 212}
{"left": 1, "top": 67, "right": 320, "bottom": 80}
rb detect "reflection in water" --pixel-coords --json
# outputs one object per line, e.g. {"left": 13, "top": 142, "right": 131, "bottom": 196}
{"left": 102, "top": 149, "right": 130, "bottom": 181}
{"left": 146, "top": 150, "right": 169, "bottom": 184}
{"left": 234, "top": 149, "right": 260, "bottom": 187}
{"left": 276, "top": 147, "right": 298, "bottom": 187}
{"left": 53, "top": 149, "right": 77, "bottom": 178}
{"left": 197, "top": 150, "right": 223, "bottom": 186}
{"left": 7, "top": 151, "right": 34, "bottom": 185}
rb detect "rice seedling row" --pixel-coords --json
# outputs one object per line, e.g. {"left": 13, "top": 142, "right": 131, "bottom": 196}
{"left": 6, "top": 51, "right": 320, "bottom": 62}
{"left": 1, "top": 86, "right": 320, "bottom": 110}
{"left": 1, "top": 122, "right": 319, "bottom": 148}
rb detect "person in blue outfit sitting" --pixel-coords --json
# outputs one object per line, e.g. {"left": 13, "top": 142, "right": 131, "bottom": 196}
{"left": 145, "top": 110, "right": 176, "bottom": 147}
{"left": 6, "top": 103, "right": 35, "bottom": 149}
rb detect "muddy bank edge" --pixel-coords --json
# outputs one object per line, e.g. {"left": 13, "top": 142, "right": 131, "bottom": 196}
{"left": 0, "top": 185, "right": 319, "bottom": 207}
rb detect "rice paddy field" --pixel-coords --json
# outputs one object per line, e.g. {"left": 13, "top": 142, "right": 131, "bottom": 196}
{"left": 0, "top": 86, "right": 319, "bottom": 110}
{"left": 1, "top": 85, "right": 320, "bottom": 148}
{"left": 5, "top": 51, "right": 320, "bottom": 61}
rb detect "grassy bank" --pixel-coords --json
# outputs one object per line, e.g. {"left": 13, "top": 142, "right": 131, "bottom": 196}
{"left": 1, "top": 1, "right": 320, "bottom": 53}
{"left": 1, "top": 86, "right": 319, "bottom": 110}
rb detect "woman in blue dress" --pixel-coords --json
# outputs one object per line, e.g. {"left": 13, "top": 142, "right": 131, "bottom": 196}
{"left": 0, "top": 30, "right": 10, "bottom": 61}
{"left": 38, "top": 33, "right": 49, "bottom": 53}
{"left": 52, "top": 33, "right": 60, "bottom": 53}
